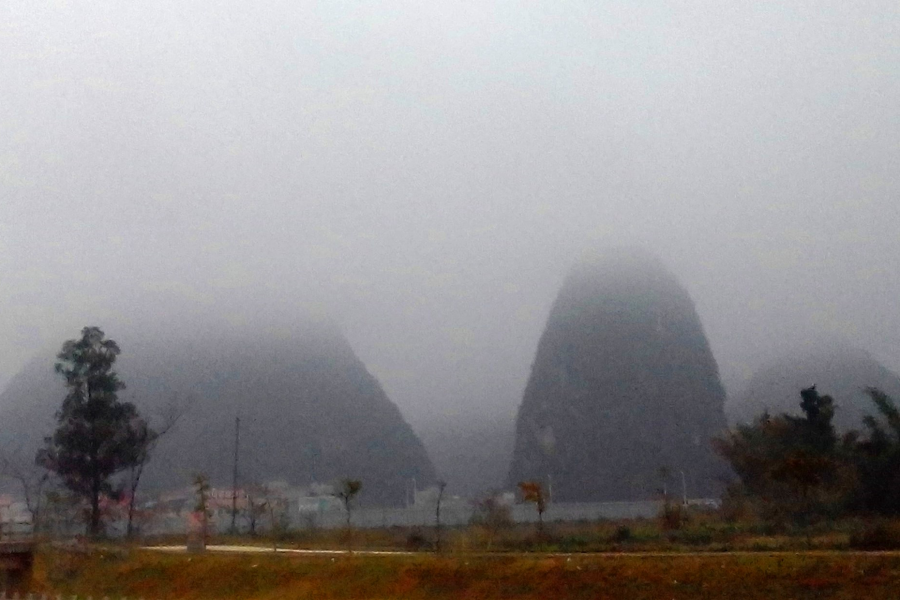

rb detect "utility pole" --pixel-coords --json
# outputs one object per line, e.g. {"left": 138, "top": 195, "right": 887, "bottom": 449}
{"left": 230, "top": 416, "right": 240, "bottom": 534}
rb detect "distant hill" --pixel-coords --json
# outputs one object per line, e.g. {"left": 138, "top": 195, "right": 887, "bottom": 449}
{"left": 0, "top": 321, "right": 435, "bottom": 507}
{"left": 726, "top": 343, "right": 900, "bottom": 432}
{"left": 416, "top": 413, "right": 516, "bottom": 499}
{"left": 507, "top": 249, "right": 729, "bottom": 501}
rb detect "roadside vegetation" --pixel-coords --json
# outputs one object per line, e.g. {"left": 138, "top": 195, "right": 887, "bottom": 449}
{"left": 137, "top": 509, "right": 900, "bottom": 555}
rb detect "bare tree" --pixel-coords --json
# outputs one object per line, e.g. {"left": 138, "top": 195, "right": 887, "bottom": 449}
{"left": 434, "top": 480, "right": 447, "bottom": 553}
{"left": 190, "top": 473, "right": 212, "bottom": 551}
{"left": 470, "top": 494, "right": 512, "bottom": 551}
{"left": 244, "top": 483, "right": 268, "bottom": 537}
{"left": 0, "top": 450, "right": 50, "bottom": 534}
{"left": 333, "top": 479, "right": 361, "bottom": 552}
{"left": 125, "top": 396, "right": 189, "bottom": 537}
{"left": 333, "top": 479, "right": 362, "bottom": 528}
{"left": 263, "top": 486, "right": 290, "bottom": 552}
{"left": 42, "top": 489, "right": 83, "bottom": 536}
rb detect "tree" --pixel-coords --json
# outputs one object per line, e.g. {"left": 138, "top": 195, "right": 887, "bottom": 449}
{"left": 191, "top": 473, "right": 212, "bottom": 550}
{"left": 0, "top": 450, "right": 50, "bottom": 533}
{"left": 263, "top": 486, "right": 290, "bottom": 552}
{"left": 35, "top": 326, "right": 155, "bottom": 536}
{"left": 469, "top": 494, "right": 512, "bottom": 550}
{"left": 333, "top": 479, "right": 361, "bottom": 552}
{"left": 123, "top": 418, "right": 158, "bottom": 538}
{"left": 518, "top": 480, "right": 547, "bottom": 536}
{"left": 849, "top": 387, "right": 900, "bottom": 515}
{"left": 242, "top": 482, "right": 287, "bottom": 548}
{"left": 656, "top": 465, "right": 682, "bottom": 529}
{"left": 434, "top": 480, "right": 447, "bottom": 553}
{"left": 124, "top": 397, "right": 186, "bottom": 537}
{"left": 714, "top": 386, "right": 846, "bottom": 526}
{"left": 334, "top": 479, "right": 361, "bottom": 527}
{"left": 245, "top": 483, "right": 268, "bottom": 537}
{"left": 657, "top": 466, "right": 671, "bottom": 501}
{"left": 716, "top": 385, "right": 900, "bottom": 522}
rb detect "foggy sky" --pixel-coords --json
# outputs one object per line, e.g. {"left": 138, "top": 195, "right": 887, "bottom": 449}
{"left": 2, "top": 1, "right": 899, "bottom": 427}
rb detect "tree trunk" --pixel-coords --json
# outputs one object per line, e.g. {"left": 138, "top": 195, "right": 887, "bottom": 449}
{"left": 126, "top": 463, "right": 145, "bottom": 538}
{"left": 435, "top": 504, "right": 442, "bottom": 553}
{"left": 345, "top": 503, "right": 353, "bottom": 554}
{"left": 90, "top": 491, "right": 101, "bottom": 537}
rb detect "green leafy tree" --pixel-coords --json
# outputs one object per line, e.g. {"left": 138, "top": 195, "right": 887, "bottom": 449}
{"left": 850, "top": 387, "right": 900, "bottom": 515}
{"left": 36, "top": 326, "right": 155, "bottom": 536}
{"left": 714, "top": 386, "right": 846, "bottom": 525}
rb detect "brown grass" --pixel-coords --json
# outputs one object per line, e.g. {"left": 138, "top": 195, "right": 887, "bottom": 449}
{"left": 25, "top": 514, "right": 900, "bottom": 598}
{"left": 29, "top": 545, "right": 900, "bottom": 599}
{"left": 135, "top": 512, "right": 900, "bottom": 555}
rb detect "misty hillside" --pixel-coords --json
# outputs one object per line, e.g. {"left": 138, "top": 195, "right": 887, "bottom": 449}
{"left": 726, "top": 343, "right": 900, "bottom": 432}
{"left": 416, "top": 414, "right": 516, "bottom": 499}
{"left": 508, "top": 250, "right": 729, "bottom": 501}
{"left": 0, "top": 322, "right": 435, "bottom": 507}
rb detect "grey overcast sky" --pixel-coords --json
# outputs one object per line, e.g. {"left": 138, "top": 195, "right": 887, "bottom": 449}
{"left": 1, "top": 1, "right": 898, "bottom": 426}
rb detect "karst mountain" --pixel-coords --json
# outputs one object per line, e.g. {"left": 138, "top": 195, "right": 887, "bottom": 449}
{"left": 507, "top": 249, "right": 729, "bottom": 501}
{"left": 0, "top": 320, "right": 435, "bottom": 507}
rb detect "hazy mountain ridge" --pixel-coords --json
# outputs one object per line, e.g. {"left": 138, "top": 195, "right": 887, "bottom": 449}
{"left": 0, "top": 322, "right": 436, "bottom": 507}
{"left": 416, "top": 414, "right": 516, "bottom": 498}
{"left": 508, "top": 250, "right": 729, "bottom": 501}
{"left": 726, "top": 343, "right": 900, "bottom": 432}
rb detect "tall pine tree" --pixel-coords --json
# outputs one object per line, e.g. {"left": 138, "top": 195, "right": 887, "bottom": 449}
{"left": 36, "top": 326, "right": 154, "bottom": 536}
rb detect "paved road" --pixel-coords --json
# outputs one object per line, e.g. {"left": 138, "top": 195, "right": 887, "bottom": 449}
{"left": 146, "top": 545, "right": 414, "bottom": 556}
{"left": 144, "top": 545, "right": 900, "bottom": 558}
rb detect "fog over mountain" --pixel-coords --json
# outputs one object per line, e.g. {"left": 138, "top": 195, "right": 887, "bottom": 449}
{"left": 727, "top": 340, "right": 900, "bottom": 433}
{"left": 2, "top": 2, "right": 899, "bottom": 489}
{"left": 508, "top": 250, "right": 728, "bottom": 501}
{"left": 0, "top": 319, "right": 436, "bottom": 506}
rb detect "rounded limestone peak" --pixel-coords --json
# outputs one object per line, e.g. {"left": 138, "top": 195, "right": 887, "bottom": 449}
{"left": 727, "top": 341, "right": 900, "bottom": 432}
{"left": 508, "top": 248, "right": 728, "bottom": 501}
{"left": 0, "top": 318, "right": 435, "bottom": 507}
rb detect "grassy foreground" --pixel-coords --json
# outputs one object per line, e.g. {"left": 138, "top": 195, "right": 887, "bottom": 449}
{"left": 31, "top": 545, "right": 900, "bottom": 599}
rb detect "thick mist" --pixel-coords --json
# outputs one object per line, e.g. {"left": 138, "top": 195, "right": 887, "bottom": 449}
{"left": 2, "top": 1, "right": 899, "bottom": 433}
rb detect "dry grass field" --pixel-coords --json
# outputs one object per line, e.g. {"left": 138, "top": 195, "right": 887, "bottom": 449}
{"left": 28, "top": 543, "right": 900, "bottom": 599}
{"left": 25, "top": 515, "right": 900, "bottom": 598}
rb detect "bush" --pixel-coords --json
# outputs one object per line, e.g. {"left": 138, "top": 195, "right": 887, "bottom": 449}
{"left": 659, "top": 501, "right": 684, "bottom": 531}
{"left": 470, "top": 497, "right": 513, "bottom": 530}
{"left": 668, "top": 528, "right": 714, "bottom": 546}
{"left": 611, "top": 525, "right": 632, "bottom": 543}
{"left": 405, "top": 529, "right": 431, "bottom": 551}
{"left": 720, "top": 484, "right": 757, "bottom": 523}
{"left": 849, "top": 521, "right": 900, "bottom": 550}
